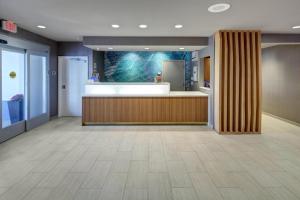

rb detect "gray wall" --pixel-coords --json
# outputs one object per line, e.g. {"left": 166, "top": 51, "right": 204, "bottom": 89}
{"left": 93, "top": 51, "right": 105, "bottom": 81}
{"left": 57, "top": 42, "right": 94, "bottom": 77}
{"left": 58, "top": 42, "right": 106, "bottom": 81}
{"left": 262, "top": 45, "right": 300, "bottom": 124}
{"left": 0, "top": 27, "right": 58, "bottom": 117}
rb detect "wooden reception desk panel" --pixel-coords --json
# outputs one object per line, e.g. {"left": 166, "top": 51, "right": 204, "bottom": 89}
{"left": 82, "top": 97, "right": 208, "bottom": 125}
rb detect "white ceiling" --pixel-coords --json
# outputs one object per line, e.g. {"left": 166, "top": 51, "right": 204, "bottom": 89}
{"left": 0, "top": 0, "right": 300, "bottom": 41}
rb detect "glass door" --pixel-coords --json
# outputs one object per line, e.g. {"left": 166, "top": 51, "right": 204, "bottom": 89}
{"left": 0, "top": 47, "right": 26, "bottom": 142}
{"left": 26, "top": 51, "right": 49, "bottom": 130}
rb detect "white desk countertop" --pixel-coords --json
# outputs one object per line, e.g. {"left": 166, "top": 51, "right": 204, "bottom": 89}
{"left": 84, "top": 91, "right": 208, "bottom": 97}
{"left": 83, "top": 82, "right": 208, "bottom": 97}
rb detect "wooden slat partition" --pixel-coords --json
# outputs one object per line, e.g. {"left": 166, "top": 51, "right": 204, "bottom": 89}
{"left": 215, "top": 30, "right": 262, "bottom": 134}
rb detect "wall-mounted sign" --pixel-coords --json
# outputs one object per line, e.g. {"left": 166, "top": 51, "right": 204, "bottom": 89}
{"left": 1, "top": 20, "right": 17, "bottom": 33}
{"left": 9, "top": 71, "right": 16, "bottom": 79}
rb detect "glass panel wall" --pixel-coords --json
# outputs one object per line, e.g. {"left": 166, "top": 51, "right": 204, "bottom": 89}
{"left": 1, "top": 49, "right": 25, "bottom": 128}
{"left": 29, "top": 54, "right": 47, "bottom": 119}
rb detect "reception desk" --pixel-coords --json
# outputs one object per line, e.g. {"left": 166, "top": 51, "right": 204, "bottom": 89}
{"left": 82, "top": 83, "right": 208, "bottom": 125}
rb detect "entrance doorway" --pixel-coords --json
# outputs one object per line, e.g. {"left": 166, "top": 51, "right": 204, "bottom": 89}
{"left": 0, "top": 46, "right": 49, "bottom": 142}
{"left": 58, "top": 56, "right": 88, "bottom": 117}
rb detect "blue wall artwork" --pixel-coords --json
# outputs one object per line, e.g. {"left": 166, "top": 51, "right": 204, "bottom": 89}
{"left": 104, "top": 51, "right": 192, "bottom": 90}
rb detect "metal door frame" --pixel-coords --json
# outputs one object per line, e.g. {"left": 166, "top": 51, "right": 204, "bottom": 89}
{"left": 26, "top": 50, "right": 50, "bottom": 130}
{"left": 0, "top": 34, "right": 50, "bottom": 143}
{"left": 0, "top": 45, "right": 27, "bottom": 143}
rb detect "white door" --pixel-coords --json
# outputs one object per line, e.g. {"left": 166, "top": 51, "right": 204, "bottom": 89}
{"left": 58, "top": 56, "right": 88, "bottom": 117}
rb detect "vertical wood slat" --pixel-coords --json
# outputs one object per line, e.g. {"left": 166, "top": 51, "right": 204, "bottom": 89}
{"left": 245, "top": 31, "right": 252, "bottom": 132}
{"left": 229, "top": 32, "right": 234, "bottom": 132}
{"left": 240, "top": 32, "right": 246, "bottom": 132}
{"left": 217, "top": 30, "right": 261, "bottom": 134}
{"left": 251, "top": 32, "right": 257, "bottom": 131}
{"left": 234, "top": 32, "right": 240, "bottom": 132}
{"left": 222, "top": 32, "right": 228, "bottom": 132}
{"left": 256, "top": 33, "right": 262, "bottom": 132}
{"left": 82, "top": 97, "right": 208, "bottom": 124}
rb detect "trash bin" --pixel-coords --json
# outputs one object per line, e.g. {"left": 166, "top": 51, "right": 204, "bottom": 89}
{"left": 8, "top": 94, "right": 24, "bottom": 124}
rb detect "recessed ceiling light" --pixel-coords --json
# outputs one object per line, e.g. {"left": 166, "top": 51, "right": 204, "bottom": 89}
{"left": 139, "top": 24, "right": 148, "bottom": 29}
{"left": 37, "top": 25, "right": 46, "bottom": 29}
{"left": 175, "top": 24, "right": 183, "bottom": 29}
{"left": 108, "top": 47, "right": 113, "bottom": 50}
{"left": 144, "top": 47, "right": 150, "bottom": 50}
{"left": 292, "top": 25, "right": 300, "bottom": 29}
{"left": 208, "top": 3, "right": 231, "bottom": 13}
{"left": 179, "top": 47, "right": 185, "bottom": 50}
{"left": 112, "top": 24, "right": 120, "bottom": 28}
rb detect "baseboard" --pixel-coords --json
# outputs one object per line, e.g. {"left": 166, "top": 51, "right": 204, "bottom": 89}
{"left": 263, "top": 112, "right": 300, "bottom": 127}
{"left": 50, "top": 115, "right": 59, "bottom": 120}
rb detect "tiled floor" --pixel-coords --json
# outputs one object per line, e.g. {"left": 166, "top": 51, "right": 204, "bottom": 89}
{"left": 0, "top": 115, "right": 300, "bottom": 200}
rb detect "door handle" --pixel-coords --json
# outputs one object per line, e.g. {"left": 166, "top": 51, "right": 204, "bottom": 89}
{"left": 62, "top": 85, "right": 66, "bottom": 89}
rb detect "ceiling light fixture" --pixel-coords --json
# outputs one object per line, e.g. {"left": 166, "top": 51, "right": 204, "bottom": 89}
{"left": 96, "top": 48, "right": 100, "bottom": 50}
{"left": 179, "top": 47, "right": 185, "bottom": 50}
{"left": 292, "top": 25, "right": 300, "bottom": 29}
{"left": 144, "top": 47, "right": 150, "bottom": 50}
{"left": 111, "top": 24, "right": 120, "bottom": 28}
{"left": 108, "top": 47, "right": 113, "bottom": 50}
{"left": 139, "top": 24, "right": 148, "bottom": 29}
{"left": 208, "top": 3, "right": 231, "bottom": 13}
{"left": 37, "top": 25, "right": 46, "bottom": 29}
{"left": 175, "top": 24, "right": 183, "bottom": 29}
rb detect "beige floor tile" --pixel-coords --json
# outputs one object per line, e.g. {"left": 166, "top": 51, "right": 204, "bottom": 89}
{"left": 149, "top": 151, "right": 167, "bottom": 172}
{"left": 81, "top": 161, "right": 112, "bottom": 189}
{"left": 172, "top": 188, "right": 198, "bottom": 200}
{"left": 73, "top": 189, "right": 102, "bottom": 200}
{"left": 126, "top": 161, "right": 148, "bottom": 189}
{"left": 0, "top": 173, "right": 44, "bottom": 200}
{"left": 230, "top": 172, "right": 273, "bottom": 200}
{"left": 122, "top": 188, "right": 148, "bottom": 200}
{"left": 204, "top": 161, "right": 239, "bottom": 187}
{"left": 167, "top": 161, "right": 193, "bottom": 188}
{"left": 270, "top": 171, "right": 300, "bottom": 198}
{"left": 0, "top": 115, "right": 300, "bottom": 200}
{"left": 99, "top": 173, "right": 127, "bottom": 200}
{"left": 148, "top": 173, "right": 172, "bottom": 200}
{"left": 47, "top": 173, "right": 86, "bottom": 200}
{"left": 63, "top": 145, "right": 88, "bottom": 161}
{"left": 0, "top": 188, "right": 8, "bottom": 196}
{"left": 70, "top": 151, "right": 99, "bottom": 172}
{"left": 180, "top": 152, "right": 206, "bottom": 172}
{"left": 266, "top": 187, "right": 299, "bottom": 200}
{"left": 190, "top": 172, "right": 223, "bottom": 200}
{"left": 23, "top": 188, "right": 52, "bottom": 200}
{"left": 37, "top": 160, "right": 76, "bottom": 188}
{"left": 219, "top": 188, "right": 249, "bottom": 200}
{"left": 131, "top": 144, "right": 149, "bottom": 161}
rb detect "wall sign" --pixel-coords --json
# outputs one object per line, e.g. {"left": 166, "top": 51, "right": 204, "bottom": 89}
{"left": 1, "top": 20, "right": 17, "bottom": 33}
{"left": 9, "top": 71, "right": 16, "bottom": 79}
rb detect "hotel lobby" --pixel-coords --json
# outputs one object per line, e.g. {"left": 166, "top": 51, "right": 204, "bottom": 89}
{"left": 0, "top": 0, "right": 300, "bottom": 200}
